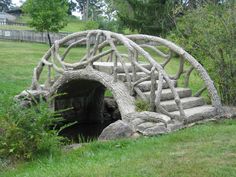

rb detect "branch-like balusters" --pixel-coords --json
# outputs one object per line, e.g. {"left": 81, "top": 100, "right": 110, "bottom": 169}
{"left": 150, "top": 67, "right": 157, "bottom": 111}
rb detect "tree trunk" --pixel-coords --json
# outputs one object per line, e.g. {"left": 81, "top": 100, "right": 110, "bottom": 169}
{"left": 47, "top": 32, "right": 52, "bottom": 47}
{"left": 85, "top": 0, "right": 89, "bottom": 21}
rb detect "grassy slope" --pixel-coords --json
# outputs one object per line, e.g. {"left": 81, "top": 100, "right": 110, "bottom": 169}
{"left": 0, "top": 22, "right": 90, "bottom": 32}
{"left": 0, "top": 16, "right": 98, "bottom": 33}
{"left": 1, "top": 120, "right": 236, "bottom": 177}
{"left": 1, "top": 40, "right": 235, "bottom": 176}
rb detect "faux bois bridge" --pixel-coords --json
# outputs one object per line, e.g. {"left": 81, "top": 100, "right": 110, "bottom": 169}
{"left": 16, "top": 30, "right": 225, "bottom": 138}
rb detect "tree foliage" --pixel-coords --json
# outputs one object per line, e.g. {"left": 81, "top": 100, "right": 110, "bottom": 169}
{"left": 75, "top": 0, "right": 104, "bottom": 21}
{"left": 108, "top": 0, "right": 179, "bottom": 36}
{"left": 67, "top": 0, "right": 77, "bottom": 15}
{"left": 106, "top": 0, "right": 227, "bottom": 36}
{"left": 23, "top": 0, "right": 69, "bottom": 46}
{"left": 0, "top": 0, "right": 12, "bottom": 12}
{"left": 23, "top": 0, "right": 69, "bottom": 32}
{"left": 183, "top": 0, "right": 222, "bottom": 9}
{"left": 169, "top": 1, "right": 236, "bottom": 105}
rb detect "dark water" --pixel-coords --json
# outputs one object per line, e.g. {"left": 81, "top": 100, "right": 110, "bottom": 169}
{"left": 59, "top": 120, "right": 113, "bottom": 143}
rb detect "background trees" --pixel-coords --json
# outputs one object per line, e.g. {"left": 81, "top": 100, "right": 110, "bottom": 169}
{"left": 75, "top": 0, "right": 104, "bottom": 21}
{"left": 109, "top": 0, "right": 178, "bottom": 36}
{"left": 0, "top": 0, "right": 12, "bottom": 12}
{"left": 67, "top": 0, "right": 77, "bottom": 15}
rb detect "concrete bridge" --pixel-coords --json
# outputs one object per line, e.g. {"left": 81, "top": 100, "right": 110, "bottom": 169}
{"left": 16, "top": 30, "right": 225, "bottom": 139}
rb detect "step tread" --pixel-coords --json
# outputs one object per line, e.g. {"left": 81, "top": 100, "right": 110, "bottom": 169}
{"left": 144, "top": 87, "right": 192, "bottom": 101}
{"left": 160, "top": 96, "right": 204, "bottom": 105}
{"left": 160, "top": 97, "right": 205, "bottom": 112}
{"left": 117, "top": 72, "right": 148, "bottom": 82}
{"left": 137, "top": 80, "right": 177, "bottom": 86}
{"left": 93, "top": 62, "right": 151, "bottom": 74}
{"left": 93, "top": 62, "right": 149, "bottom": 67}
{"left": 117, "top": 71, "right": 147, "bottom": 76}
{"left": 133, "top": 80, "right": 177, "bottom": 91}
{"left": 144, "top": 87, "right": 191, "bottom": 94}
{"left": 171, "top": 105, "right": 217, "bottom": 122}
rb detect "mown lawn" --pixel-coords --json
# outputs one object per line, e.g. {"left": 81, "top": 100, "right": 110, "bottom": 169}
{"left": 0, "top": 40, "right": 235, "bottom": 176}
{"left": 1, "top": 120, "right": 236, "bottom": 177}
{"left": 0, "top": 40, "right": 86, "bottom": 102}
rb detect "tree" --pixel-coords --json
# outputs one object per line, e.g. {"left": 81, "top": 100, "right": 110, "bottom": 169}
{"left": 108, "top": 0, "right": 178, "bottom": 36}
{"left": 75, "top": 0, "right": 103, "bottom": 21}
{"left": 67, "top": 0, "right": 77, "bottom": 15}
{"left": 105, "top": 0, "right": 226, "bottom": 36}
{"left": 183, "top": 0, "right": 221, "bottom": 9}
{"left": 169, "top": 1, "right": 236, "bottom": 105}
{"left": 0, "top": 0, "right": 12, "bottom": 12}
{"left": 23, "top": 0, "right": 69, "bottom": 46}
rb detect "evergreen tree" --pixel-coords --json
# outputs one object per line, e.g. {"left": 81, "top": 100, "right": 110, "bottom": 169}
{"left": 112, "top": 0, "right": 177, "bottom": 36}
{"left": 0, "top": 0, "right": 12, "bottom": 12}
{"left": 68, "top": 0, "right": 77, "bottom": 15}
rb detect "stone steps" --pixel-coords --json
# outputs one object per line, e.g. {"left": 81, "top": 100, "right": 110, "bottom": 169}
{"left": 135, "top": 80, "right": 177, "bottom": 91}
{"left": 93, "top": 62, "right": 151, "bottom": 74}
{"left": 93, "top": 61, "right": 217, "bottom": 128}
{"left": 117, "top": 72, "right": 148, "bottom": 82}
{"left": 160, "top": 97, "right": 205, "bottom": 112}
{"left": 144, "top": 87, "right": 192, "bottom": 101}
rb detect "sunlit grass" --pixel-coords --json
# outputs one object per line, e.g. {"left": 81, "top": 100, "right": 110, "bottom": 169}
{"left": 1, "top": 119, "right": 236, "bottom": 177}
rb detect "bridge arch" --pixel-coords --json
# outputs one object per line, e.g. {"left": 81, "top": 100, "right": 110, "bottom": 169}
{"left": 49, "top": 66, "right": 135, "bottom": 122}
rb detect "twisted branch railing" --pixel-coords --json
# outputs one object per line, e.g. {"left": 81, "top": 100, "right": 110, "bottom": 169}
{"left": 127, "top": 34, "right": 224, "bottom": 114}
{"left": 30, "top": 30, "right": 224, "bottom": 121}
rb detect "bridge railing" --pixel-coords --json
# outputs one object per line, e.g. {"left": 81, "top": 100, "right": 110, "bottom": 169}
{"left": 30, "top": 30, "right": 224, "bottom": 121}
{"left": 127, "top": 34, "right": 224, "bottom": 115}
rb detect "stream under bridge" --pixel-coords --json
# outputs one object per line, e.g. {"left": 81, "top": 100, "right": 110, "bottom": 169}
{"left": 16, "top": 30, "right": 225, "bottom": 140}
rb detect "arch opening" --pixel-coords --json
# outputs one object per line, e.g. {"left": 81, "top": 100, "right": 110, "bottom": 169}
{"left": 54, "top": 79, "right": 121, "bottom": 142}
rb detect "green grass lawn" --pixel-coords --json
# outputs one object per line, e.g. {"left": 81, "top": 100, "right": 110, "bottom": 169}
{"left": 0, "top": 40, "right": 86, "bottom": 101}
{"left": 0, "top": 40, "right": 235, "bottom": 176}
{"left": 0, "top": 22, "right": 96, "bottom": 32}
{"left": 0, "top": 16, "right": 98, "bottom": 33}
{"left": 1, "top": 120, "right": 236, "bottom": 177}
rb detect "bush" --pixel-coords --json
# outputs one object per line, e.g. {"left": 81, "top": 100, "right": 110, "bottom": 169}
{"left": 0, "top": 100, "right": 64, "bottom": 162}
{"left": 97, "top": 17, "right": 124, "bottom": 33}
{"left": 168, "top": 1, "right": 236, "bottom": 105}
{"left": 82, "top": 20, "right": 99, "bottom": 30}
{"left": 135, "top": 99, "right": 150, "bottom": 112}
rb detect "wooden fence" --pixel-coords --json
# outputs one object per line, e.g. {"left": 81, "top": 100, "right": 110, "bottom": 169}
{"left": 5, "top": 21, "right": 28, "bottom": 26}
{"left": 0, "top": 29, "right": 70, "bottom": 44}
{"left": 0, "top": 29, "right": 103, "bottom": 45}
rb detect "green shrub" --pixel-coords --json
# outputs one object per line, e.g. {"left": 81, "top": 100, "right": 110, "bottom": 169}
{"left": 0, "top": 100, "right": 64, "bottom": 162}
{"left": 82, "top": 21, "right": 99, "bottom": 30}
{"left": 168, "top": 1, "right": 236, "bottom": 105}
{"left": 135, "top": 99, "right": 150, "bottom": 112}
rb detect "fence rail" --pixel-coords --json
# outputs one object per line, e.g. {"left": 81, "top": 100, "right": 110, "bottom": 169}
{"left": 0, "top": 29, "right": 70, "bottom": 44}
{"left": 5, "top": 20, "right": 28, "bottom": 26}
{"left": 0, "top": 29, "right": 102, "bottom": 45}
